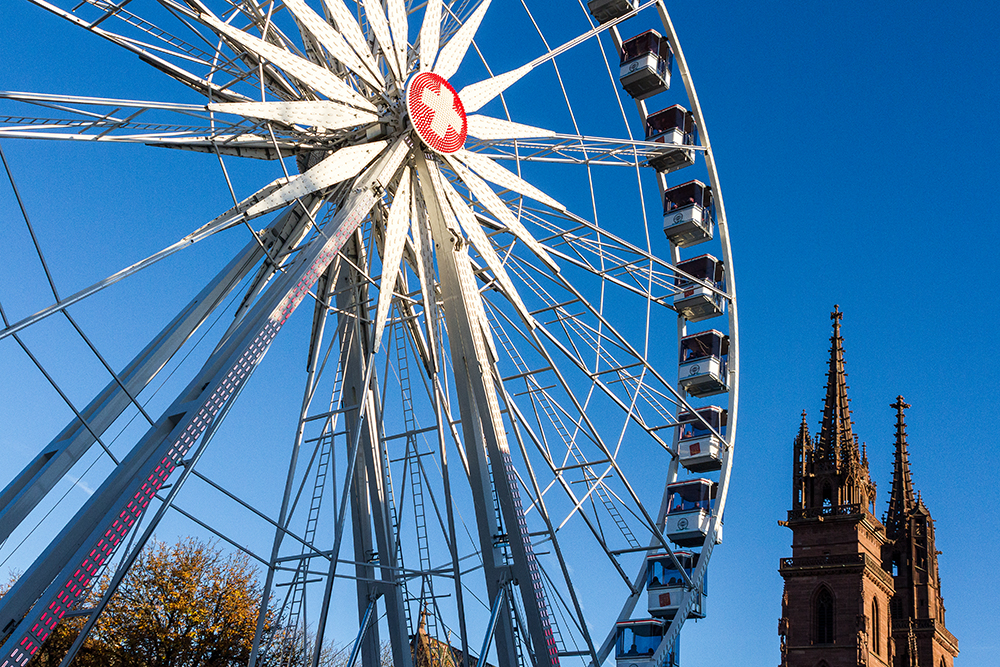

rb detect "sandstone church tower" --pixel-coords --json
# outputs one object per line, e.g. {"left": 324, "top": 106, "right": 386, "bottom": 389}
{"left": 778, "top": 308, "right": 958, "bottom": 667}
{"left": 882, "top": 398, "right": 959, "bottom": 667}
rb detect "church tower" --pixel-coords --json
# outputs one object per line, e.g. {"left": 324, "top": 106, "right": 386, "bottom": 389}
{"left": 779, "top": 307, "right": 894, "bottom": 667}
{"left": 882, "top": 398, "right": 959, "bottom": 667}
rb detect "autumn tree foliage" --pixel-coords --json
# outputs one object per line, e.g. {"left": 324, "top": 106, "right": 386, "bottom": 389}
{"left": 2, "top": 538, "right": 312, "bottom": 667}
{"left": 90, "top": 537, "right": 280, "bottom": 666}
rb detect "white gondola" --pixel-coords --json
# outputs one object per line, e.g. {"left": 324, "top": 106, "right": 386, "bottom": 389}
{"left": 619, "top": 30, "right": 673, "bottom": 100}
{"left": 664, "top": 478, "right": 720, "bottom": 546}
{"left": 676, "top": 406, "right": 727, "bottom": 472}
{"left": 679, "top": 330, "right": 729, "bottom": 398}
{"left": 646, "top": 105, "right": 697, "bottom": 175}
{"left": 663, "top": 179, "right": 713, "bottom": 247}
{"left": 614, "top": 620, "right": 680, "bottom": 667}
{"left": 588, "top": 0, "right": 638, "bottom": 24}
{"left": 673, "top": 253, "right": 725, "bottom": 322}
{"left": 646, "top": 551, "right": 706, "bottom": 619}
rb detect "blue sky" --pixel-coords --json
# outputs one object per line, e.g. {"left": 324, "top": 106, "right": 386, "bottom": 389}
{"left": 2, "top": 1, "right": 998, "bottom": 665}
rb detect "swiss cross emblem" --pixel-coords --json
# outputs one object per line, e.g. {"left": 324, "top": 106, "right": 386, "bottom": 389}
{"left": 407, "top": 72, "right": 467, "bottom": 155}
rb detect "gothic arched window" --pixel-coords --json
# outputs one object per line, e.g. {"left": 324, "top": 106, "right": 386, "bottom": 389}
{"left": 872, "top": 598, "right": 880, "bottom": 654}
{"left": 814, "top": 587, "right": 834, "bottom": 644}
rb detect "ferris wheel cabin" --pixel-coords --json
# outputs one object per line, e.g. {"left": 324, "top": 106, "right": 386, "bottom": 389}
{"left": 646, "top": 106, "right": 698, "bottom": 174}
{"left": 679, "top": 330, "right": 729, "bottom": 398}
{"left": 614, "top": 620, "right": 680, "bottom": 667}
{"left": 663, "top": 179, "right": 714, "bottom": 247}
{"left": 620, "top": 30, "right": 673, "bottom": 100}
{"left": 646, "top": 551, "right": 706, "bottom": 619}
{"left": 677, "top": 405, "right": 727, "bottom": 472}
{"left": 587, "top": 0, "right": 638, "bottom": 24}
{"left": 665, "top": 478, "right": 719, "bottom": 546}
{"left": 673, "top": 253, "right": 725, "bottom": 322}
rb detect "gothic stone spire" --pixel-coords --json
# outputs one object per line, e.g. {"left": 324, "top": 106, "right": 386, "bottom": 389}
{"left": 885, "top": 395, "right": 916, "bottom": 539}
{"left": 792, "top": 411, "right": 811, "bottom": 510}
{"left": 817, "top": 305, "right": 855, "bottom": 466}
{"left": 795, "top": 307, "right": 875, "bottom": 512}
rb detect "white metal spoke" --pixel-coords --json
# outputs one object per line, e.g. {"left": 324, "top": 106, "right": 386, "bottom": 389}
{"left": 409, "top": 182, "right": 441, "bottom": 374}
{"left": 208, "top": 100, "right": 378, "bottom": 131}
{"left": 466, "top": 133, "right": 706, "bottom": 168}
{"left": 282, "top": 0, "right": 384, "bottom": 89}
{"left": 465, "top": 114, "right": 555, "bottom": 140}
{"left": 387, "top": 0, "right": 411, "bottom": 81}
{"left": 456, "top": 65, "right": 531, "bottom": 115}
{"left": 320, "top": 0, "right": 384, "bottom": 84}
{"left": 361, "top": 0, "right": 403, "bottom": 83}
{"left": 417, "top": 0, "right": 443, "bottom": 71}
{"left": 432, "top": 0, "right": 491, "bottom": 80}
{"left": 454, "top": 148, "right": 564, "bottom": 211}
{"left": 373, "top": 168, "right": 413, "bottom": 350}
{"left": 244, "top": 140, "right": 389, "bottom": 219}
{"left": 445, "top": 155, "right": 558, "bottom": 273}
{"left": 440, "top": 176, "right": 534, "bottom": 327}
{"left": 200, "top": 11, "right": 377, "bottom": 112}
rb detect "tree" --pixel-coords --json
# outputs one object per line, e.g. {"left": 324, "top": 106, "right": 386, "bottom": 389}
{"left": 88, "top": 537, "right": 275, "bottom": 667}
{"left": 1, "top": 538, "right": 292, "bottom": 667}
{"left": 3, "top": 540, "right": 388, "bottom": 667}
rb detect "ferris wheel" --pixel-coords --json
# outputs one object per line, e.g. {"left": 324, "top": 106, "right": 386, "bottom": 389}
{"left": 0, "top": 1, "right": 738, "bottom": 666}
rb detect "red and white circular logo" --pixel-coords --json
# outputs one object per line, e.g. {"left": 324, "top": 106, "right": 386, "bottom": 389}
{"left": 406, "top": 72, "right": 467, "bottom": 155}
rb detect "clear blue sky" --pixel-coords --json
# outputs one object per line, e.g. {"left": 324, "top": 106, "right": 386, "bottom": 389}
{"left": 1, "top": 1, "right": 998, "bottom": 665}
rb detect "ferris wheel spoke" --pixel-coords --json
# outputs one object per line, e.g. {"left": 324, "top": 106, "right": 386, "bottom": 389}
{"left": 445, "top": 155, "right": 558, "bottom": 274}
{"left": 438, "top": 174, "right": 534, "bottom": 328}
{"left": 417, "top": 0, "right": 443, "bottom": 71}
{"left": 372, "top": 169, "right": 412, "bottom": 351}
{"left": 432, "top": 0, "right": 491, "bottom": 81}
{"left": 465, "top": 114, "right": 555, "bottom": 141}
{"left": 321, "top": 0, "right": 385, "bottom": 85}
{"left": 453, "top": 148, "right": 564, "bottom": 211}
{"left": 242, "top": 139, "right": 389, "bottom": 219}
{"left": 386, "top": 0, "right": 410, "bottom": 80}
{"left": 199, "top": 11, "right": 377, "bottom": 112}
{"left": 409, "top": 184, "right": 442, "bottom": 374}
{"left": 0, "top": 93, "right": 265, "bottom": 144}
{"left": 207, "top": 100, "right": 379, "bottom": 132}
{"left": 467, "top": 134, "right": 704, "bottom": 168}
{"left": 454, "top": 0, "right": 651, "bottom": 116}
{"left": 456, "top": 63, "right": 532, "bottom": 114}
{"left": 281, "top": 0, "right": 385, "bottom": 89}
{"left": 359, "top": 0, "right": 403, "bottom": 83}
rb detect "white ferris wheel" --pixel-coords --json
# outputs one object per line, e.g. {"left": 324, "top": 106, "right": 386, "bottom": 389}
{"left": 0, "top": 1, "right": 738, "bottom": 666}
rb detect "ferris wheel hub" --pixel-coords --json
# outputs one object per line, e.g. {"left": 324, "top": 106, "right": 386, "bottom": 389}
{"left": 405, "top": 72, "right": 467, "bottom": 155}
